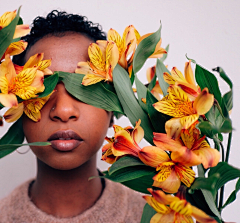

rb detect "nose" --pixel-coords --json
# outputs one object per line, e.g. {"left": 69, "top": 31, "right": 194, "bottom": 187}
{"left": 49, "top": 83, "right": 80, "bottom": 122}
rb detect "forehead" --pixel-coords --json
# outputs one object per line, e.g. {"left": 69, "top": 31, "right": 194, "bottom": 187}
{"left": 25, "top": 33, "right": 93, "bottom": 73}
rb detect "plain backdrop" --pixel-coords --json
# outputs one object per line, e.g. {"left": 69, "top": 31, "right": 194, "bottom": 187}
{"left": 0, "top": 0, "right": 240, "bottom": 221}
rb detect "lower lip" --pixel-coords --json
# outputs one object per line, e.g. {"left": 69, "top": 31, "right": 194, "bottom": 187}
{"left": 50, "top": 139, "right": 82, "bottom": 152}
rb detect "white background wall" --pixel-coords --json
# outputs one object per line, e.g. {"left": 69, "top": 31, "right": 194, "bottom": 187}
{"left": 0, "top": 0, "right": 240, "bottom": 221}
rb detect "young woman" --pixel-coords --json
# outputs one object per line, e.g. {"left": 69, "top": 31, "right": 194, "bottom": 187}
{"left": 0, "top": 10, "right": 145, "bottom": 222}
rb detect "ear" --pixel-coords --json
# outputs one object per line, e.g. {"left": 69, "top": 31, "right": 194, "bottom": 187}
{"left": 109, "top": 112, "right": 114, "bottom": 127}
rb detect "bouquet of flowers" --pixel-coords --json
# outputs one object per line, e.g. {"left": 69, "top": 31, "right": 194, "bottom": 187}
{"left": 0, "top": 7, "right": 238, "bottom": 223}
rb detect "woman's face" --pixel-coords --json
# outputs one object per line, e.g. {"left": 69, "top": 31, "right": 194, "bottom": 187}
{"left": 23, "top": 33, "right": 112, "bottom": 170}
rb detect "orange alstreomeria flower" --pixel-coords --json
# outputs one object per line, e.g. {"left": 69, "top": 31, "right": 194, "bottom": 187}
{"left": 143, "top": 188, "right": 217, "bottom": 223}
{"left": 153, "top": 123, "right": 220, "bottom": 169}
{"left": 107, "top": 25, "right": 140, "bottom": 71}
{"left": 4, "top": 93, "right": 53, "bottom": 122}
{"left": 153, "top": 85, "right": 214, "bottom": 139}
{"left": 102, "top": 120, "right": 144, "bottom": 164}
{"left": 138, "top": 145, "right": 195, "bottom": 193}
{"left": 75, "top": 40, "right": 119, "bottom": 86}
{"left": 0, "top": 10, "right": 30, "bottom": 61}
{"left": 163, "top": 61, "right": 201, "bottom": 99}
{"left": 0, "top": 53, "right": 52, "bottom": 108}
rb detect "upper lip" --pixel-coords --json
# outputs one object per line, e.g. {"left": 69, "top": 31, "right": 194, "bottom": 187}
{"left": 48, "top": 130, "right": 82, "bottom": 141}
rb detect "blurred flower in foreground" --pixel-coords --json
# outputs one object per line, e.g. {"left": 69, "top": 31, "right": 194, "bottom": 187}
{"left": 76, "top": 40, "right": 119, "bottom": 86}
{"left": 143, "top": 188, "right": 217, "bottom": 223}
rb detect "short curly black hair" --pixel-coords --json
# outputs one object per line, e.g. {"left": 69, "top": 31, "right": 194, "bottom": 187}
{"left": 13, "top": 10, "right": 106, "bottom": 65}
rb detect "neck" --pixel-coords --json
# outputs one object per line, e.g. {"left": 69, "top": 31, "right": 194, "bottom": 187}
{"left": 30, "top": 156, "right": 103, "bottom": 218}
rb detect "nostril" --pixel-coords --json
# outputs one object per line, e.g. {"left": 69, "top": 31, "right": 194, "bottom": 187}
{"left": 69, "top": 116, "right": 77, "bottom": 119}
{"left": 53, "top": 116, "right": 62, "bottom": 120}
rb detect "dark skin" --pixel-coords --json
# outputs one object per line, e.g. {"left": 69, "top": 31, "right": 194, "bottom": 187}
{"left": 23, "top": 33, "right": 113, "bottom": 217}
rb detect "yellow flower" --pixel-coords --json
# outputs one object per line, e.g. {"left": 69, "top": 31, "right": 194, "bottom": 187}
{"left": 0, "top": 10, "right": 30, "bottom": 39}
{"left": 4, "top": 94, "right": 53, "bottom": 122}
{"left": 0, "top": 53, "right": 52, "bottom": 108}
{"left": 1, "top": 40, "right": 28, "bottom": 61}
{"left": 153, "top": 85, "right": 214, "bottom": 138}
{"left": 153, "top": 124, "right": 220, "bottom": 169}
{"left": 163, "top": 61, "right": 200, "bottom": 100}
{"left": 139, "top": 146, "right": 195, "bottom": 193}
{"left": 107, "top": 25, "right": 140, "bottom": 70}
{"left": 143, "top": 188, "right": 217, "bottom": 223}
{"left": 75, "top": 40, "right": 119, "bottom": 86}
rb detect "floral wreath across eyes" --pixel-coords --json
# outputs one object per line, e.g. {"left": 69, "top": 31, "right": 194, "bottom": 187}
{"left": 0, "top": 7, "right": 236, "bottom": 223}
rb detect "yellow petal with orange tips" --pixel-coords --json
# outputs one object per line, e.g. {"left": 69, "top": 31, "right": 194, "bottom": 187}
{"left": 112, "top": 129, "right": 141, "bottom": 157}
{"left": 105, "top": 41, "right": 119, "bottom": 81}
{"left": 143, "top": 196, "right": 171, "bottom": 214}
{"left": 108, "top": 29, "right": 124, "bottom": 55}
{"left": 96, "top": 40, "right": 108, "bottom": 61}
{"left": 35, "top": 59, "right": 52, "bottom": 74}
{"left": 4, "top": 102, "right": 24, "bottom": 122}
{"left": 147, "top": 188, "right": 177, "bottom": 205}
{"left": 138, "top": 146, "right": 170, "bottom": 168}
{"left": 13, "top": 24, "right": 30, "bottom": 39}
{"left": 82, "top": 74, "right": 105, "bottom": 86}
{"left": 193, "top": 88, "right": 214, "bottom": 115}
{"left": 0, "top": 54, "right": 16, "bottom": 81}
{"left": 101, "top": 142, "right": 116, "bottom": 164}
{"left": 2, "top": 41, "right": 27, "bottom": 59}
{"left": 88, "top": 43, "right": 106, "bottom": 72}
{"left": 23, "top": 53, "right": 44, "bottom": 70}
{"left": 131, "top": 119, "right": 144, "bottom": 144}
{"left": 191, "top": 206, "right": 217, "bottom": 223}
{"left": 31, "top": 70, "right": 45, "bottom": 93}
{"left": 0, "top": 11, "right": 16, "bottom": 28}
{"left": 180, "top": 114, "right": 199, "bottom": 129}
{"left": 184, "top": 60, "right": 195, "bottom": 86}
{"left": 0, "top": 93, "right": 18, "bottom": 108}
{"left": 174, "top": 163, "right": 195, "bottom": 187}
{"left": 149, "top": 212, "right": 175, "bottom": 223}
{"left": 153, "top": 169, "right": 181, "bottom": 194}
{"left": 75, "top": 62, "right": 96, "bottom": 76}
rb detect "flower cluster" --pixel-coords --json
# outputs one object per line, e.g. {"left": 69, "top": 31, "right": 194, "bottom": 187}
{"left": 0, "top": 9, "right": 53, "bottom": 123}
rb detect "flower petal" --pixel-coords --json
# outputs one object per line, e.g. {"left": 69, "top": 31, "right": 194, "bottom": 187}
{"left": 180, "top": 114, "right": 199, "bottom": 130}
{"left": 143, "top": 196, "right": 171, "bottom": 214}
{"left": 174, "top": 163, "right": 195, "bottom": 187}
{"left": 76, "top": 62, "right": 96, "bottom": 75}
{"left": 0, "top": 93, "right": 18, "bottom": 108}
{"left": 148, "top": 188, "right": 177, "bottom": 205}
{"left": 4, "top": 40, "right": 27, "bottom": 57}
{"left": 139, "top": 146, "right": 170, "bottom": 168}
{"left": 153, "top": 132, "right": 182, "bottom": 151}
{"left": 191, "top": 206, "right": 217, "bottom": 223}
{"left": 88, "top": 43, "right": 106, "bottom": 71}
{"left": 82, "top": 74, "right": 105, "bottom": 86}
{"left": 131, "top": 119, "right": 144, "bottom": 144}
{"left": 107, "top": 29, "right": 123, "bottom": 55}
{"left": 31, "top": 70, "right": 44, "bottom": 93}
{"left": 3, "top": 102, "right": 24, "bottom": 122}
{"left": 193, "top": 88, "right": 214, "bottom": 115}
{"left": 150, "top": 212, "right": 175, "bottom": 223}
{"left": 13, "top": 24, "right": 30, "bottom": 39}
{"left": 153, "top": 169, "right": 181, "bottom": 194}
{"left": 184, "top": 61, "right": 195, "bottom": 86}
{"left": 23, "top": 53, "right": 44, "bottom": 69}
{"left": 165, "top": 118, "right": 183, "bottom": 139}
{"left": 112, "top": 130, "right": 140, "bottom": 157}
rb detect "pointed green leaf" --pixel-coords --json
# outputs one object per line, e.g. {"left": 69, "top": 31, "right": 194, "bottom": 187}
{"left": 212, "top": 67, "right": 232, "bottom": 89}
{"left": 155, "top": 59, "right": 170, "bottom": 96}
{"left": 133, "top": 23, "right": 161, "bottom": 74}
{"left": 148, "top": 73, "right": 156, "bottom": 91}
{"left": 135, "top": 76, "right": 148, "bottom": 112}
{"left": 0, "top": 7, "right": 21, "bottom": 59}
{"left": 113, "top": 64, "right": 155, "bottom": 144}
{"left": 223, "top": 90, "right": 233, "bottom": 112}
{"left": 195, "top": 64, "right": 222, "bottom": 106}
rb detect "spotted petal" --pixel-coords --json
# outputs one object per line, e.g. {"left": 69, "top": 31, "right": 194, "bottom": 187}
{"left": 82, "top": 74, "right": 105, "bottom": 86}
{"left": 4, "top": 102, "right": 24, "bottom": 122}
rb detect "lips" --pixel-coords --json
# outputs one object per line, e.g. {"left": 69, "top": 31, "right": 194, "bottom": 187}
{"left": 48, "top": 130, "right": 83, "bottom": 152}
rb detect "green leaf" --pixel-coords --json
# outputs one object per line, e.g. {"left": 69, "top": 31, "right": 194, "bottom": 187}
{"left": 212, "top": 67, "right": 232, "bottom": 89}
{"left": 108, "top": 156, "right": 146, "bottom": 175}
{"left": 160, "top": 44, "right": 169, "bottom": 62}
{"left": 209, "top": 162, "right": 240, "bottom": 198}
{"left": 155, "top": 59, "right": 170, "bottom": 96}
{"left": 146, "top": 90, "right": 171, "bottom": 133}
{"left": 0, "top": 7, "right": 21, "bottom": 59}
{"left": 121, "top": 173, "right": 154, "bottom": 194}
{"left": 58, "top": 71, "right": 124, "bottom": 114}
{"left": 37, "top": 73, "right": 59, "bottom": 98}
{"left": 223, "top": 90, "right": 233, "bottom": 112}
{"left": 104, "top": 165, "right": 155, "bottom": 183}
{"left": 195, "top": 64, "right": 222, "bottom": 106}
{"left": 197, "top": 121, "right": 218, "bottom": 138}
{"left": 148, "top": 73, "right": 156, "bottom": 91}
{"left": 185, "top": 54, "right": 197, "bottom": 64}
{"left": 221, "top": 177, "right": 240, "bottom": 210}
{"left": 113, "top": 64, "right": 155, "bottom": 144}
{"left": 140, "top": 203, "right": 157, "bottom": 223}
{"left": 133, "top": 24, "right": 161, "bottom": 74}
{"left": 189, "top": 173, "right": 220, "bottom": 195}
{"left": 220, "top": 119, "right": 232, "bottom": 133}
{"left": 135, "top": 76, "right": 148, "bottom": 113}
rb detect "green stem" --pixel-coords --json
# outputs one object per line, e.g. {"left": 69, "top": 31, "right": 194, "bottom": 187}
{"left": 220, "top": 142, "right": 225, "bottom": 162}
{"left": 219, "top": 186, "right": 224, "bottom": 212}
{"left": 225, "top": 132, "right": 232, "bottom": 163}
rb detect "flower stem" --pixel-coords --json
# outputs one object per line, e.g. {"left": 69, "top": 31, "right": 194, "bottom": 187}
{"left": 225, "top": 132, "right": 232, "bottom": 163}
{"left": 220, "top": 142, "right": 225, "bottom": 162}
